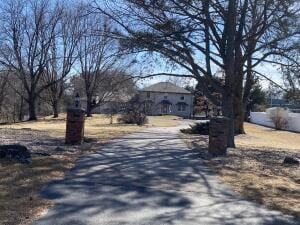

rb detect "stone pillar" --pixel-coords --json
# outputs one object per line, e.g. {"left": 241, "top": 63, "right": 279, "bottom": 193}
{"left": 65, "top": 108, "right": 85, "bottom": 145}
{"left": 209, "top": 117, "right": 229, "bottom": 156}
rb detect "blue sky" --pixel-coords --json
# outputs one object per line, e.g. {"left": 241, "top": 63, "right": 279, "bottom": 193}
{"left": 36, "top": 0, "right": 286, "bottom": 91}
{"left": 135, "top": 55, "right": 283, "bottom": 90}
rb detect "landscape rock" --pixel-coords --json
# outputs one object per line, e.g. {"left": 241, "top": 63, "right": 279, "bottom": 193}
{"left": 0, "top": 145, "right": 31, "bottom": 164}
{"left": 283, "top": 156, "right": 300, "bottom": 165}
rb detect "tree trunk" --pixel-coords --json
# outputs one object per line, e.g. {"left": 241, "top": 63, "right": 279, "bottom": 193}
{"left": 28, "top": 97, "right": 37, "bottom": 121}
{"left": 222, "top": 90, "right": 235, "bottom": 148}
{"left": 52, "top": 101, "right": 59, "bottom": 118}
{"left": 0, "top": 77, "right": 7, "bottom": 115}
{"left": 233, "top": 44, "right": 246, "bottom": 134}
{"left": 0, "top": 96, "right": 3, "bottom": 115}
{"left": 242, "top": 57, "right": 254, "bottom": 123}
{"left": 13, "top": 104, "right": 17, "bottom": 123}
{"left": 18, "top": 96, "right": 24, "bottom": 122}
{"left": 234, "top": 98, "right": 245, "bottom": 134}
{"left": 110, "top": 114, "right": 113, "bottom": 124}
{"left": 222, "top": 0, "right": 237, "bottom": 147}
{"left": 244, "top": 104, "right": 251, "bottom": 122}
{"left": 233, "top": 73, "right": 245, "bottom": 134}
{"left": 86, "top": 98, "right": 93, "bottom": 117}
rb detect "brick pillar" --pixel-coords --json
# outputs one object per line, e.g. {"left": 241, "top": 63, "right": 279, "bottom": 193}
{"left": 65, "top": 108, "right": 85, "bottom": 145}
{"left": 209, "top": 117, "right": 229, "bottom": 156}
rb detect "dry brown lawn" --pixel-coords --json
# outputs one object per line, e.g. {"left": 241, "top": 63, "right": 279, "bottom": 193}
{"left": 183, "top": 122, "right": 300, "bottom": 218}
{"left": 2, "top": 114, "right": 180, "bottom": 138}
{"left": 0, "top": 114, "right": 179, "bottom": 225}
{"left": 147, "top": 115, "right": 180, "bottom": 127}
{"left": 236, "top": 123, "right": 300, "bottom": 152}
{"left": 0, "top": 155, "right": 75, "bottom": 225}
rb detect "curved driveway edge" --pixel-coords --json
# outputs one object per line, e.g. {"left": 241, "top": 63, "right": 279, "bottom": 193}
{"left": 33, "top": 122, "right": 299, "bottom": 225}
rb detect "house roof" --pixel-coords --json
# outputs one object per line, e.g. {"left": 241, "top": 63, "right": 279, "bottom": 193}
{"left": 141, "top": 82, "right": 192, "bottom": 94}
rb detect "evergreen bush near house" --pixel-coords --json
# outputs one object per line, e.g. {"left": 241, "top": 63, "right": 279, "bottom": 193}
{"left": 266, "top": 107, "right": 289, "bottom": 130}
{"left": 181, "top": 122, "right": 210, "bottom": 135}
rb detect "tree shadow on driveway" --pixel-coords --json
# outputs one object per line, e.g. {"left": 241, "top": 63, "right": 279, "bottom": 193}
{"left": 34, "top": 129, "right": 299, "bottom": 225}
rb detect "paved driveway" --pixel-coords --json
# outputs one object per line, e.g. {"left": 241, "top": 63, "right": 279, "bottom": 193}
{"left": 34, "top": 122, "right": 298, "bottom": 225}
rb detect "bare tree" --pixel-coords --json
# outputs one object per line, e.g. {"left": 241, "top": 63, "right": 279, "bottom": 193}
{"left": 0, "top": 71, "right": 26, "bottom": 123}
{"left": 232, "top": 0, "right": 300, "bottom": 133}
{"left": 0, "top": 0, "right": 63, "bottom": 120}
{"left": 41, "top": 6, "right": 81, "bottom": 117}
{"left": 281, "top": 51, "right": 300, "bottom": 105}
{"left": 105, "top": 101, "right": 120, "bottom": 124}
{"left": 76, "top": 11, "right": 135, "bottom": 116}
{"left": 0, "top": 71, "right": 8, "bottom": 115}
{"left": 95, "top": 0, "right": 299, "bottom": 147}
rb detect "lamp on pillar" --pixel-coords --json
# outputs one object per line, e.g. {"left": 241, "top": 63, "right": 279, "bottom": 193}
{"left": 75, "top": 93, "right": 80, "bottom": 108}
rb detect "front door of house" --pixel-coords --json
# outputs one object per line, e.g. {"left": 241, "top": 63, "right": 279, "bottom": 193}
{"left": 161, "top": 104, "right": 170, "bottom": 114}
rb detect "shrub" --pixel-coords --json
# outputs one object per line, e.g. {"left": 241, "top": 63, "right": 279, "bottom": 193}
{"left": 181, "top": 122, "right": 210, "bottom": 135}
{"left": 117, "top": 94, "right": 148, "bottom": 126}
{"left": 266, "top": 107, "right": 289, "bottom": 130}
{"left": 118, "top": 111, "right": 148, "bottom": 125}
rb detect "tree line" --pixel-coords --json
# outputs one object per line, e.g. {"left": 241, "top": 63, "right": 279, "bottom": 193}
{"left": 0, "top": 0, "right": 299, "bottom": 147}
{"left": 0, "top": 0, "right": 136, "bottom": 122}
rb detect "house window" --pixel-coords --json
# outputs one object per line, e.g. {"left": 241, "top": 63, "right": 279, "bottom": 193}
{"left": 180, "top": 95, "right": 184, "bottom": 100}
{"left": 178, "top": 104, "right": 186, "bottom": 112}
{"left": 164, "top": 95, "right": 168, "bottom": 99}
{"left": 147, "top": 92, "right": 151, "bottom": 98}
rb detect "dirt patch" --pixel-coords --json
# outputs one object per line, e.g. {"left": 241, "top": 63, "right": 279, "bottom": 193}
{"left": 182, "top": 132, "right": 300, "bottom": 219}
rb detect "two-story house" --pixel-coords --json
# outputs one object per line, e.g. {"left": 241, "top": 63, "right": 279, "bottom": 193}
{"left": 139, "top": 82, "right": 193, "bottom": 117}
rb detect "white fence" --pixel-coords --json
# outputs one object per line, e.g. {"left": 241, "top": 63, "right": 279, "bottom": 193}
{"left": 250, "top": 112, "right": 300, "bottom": 132}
